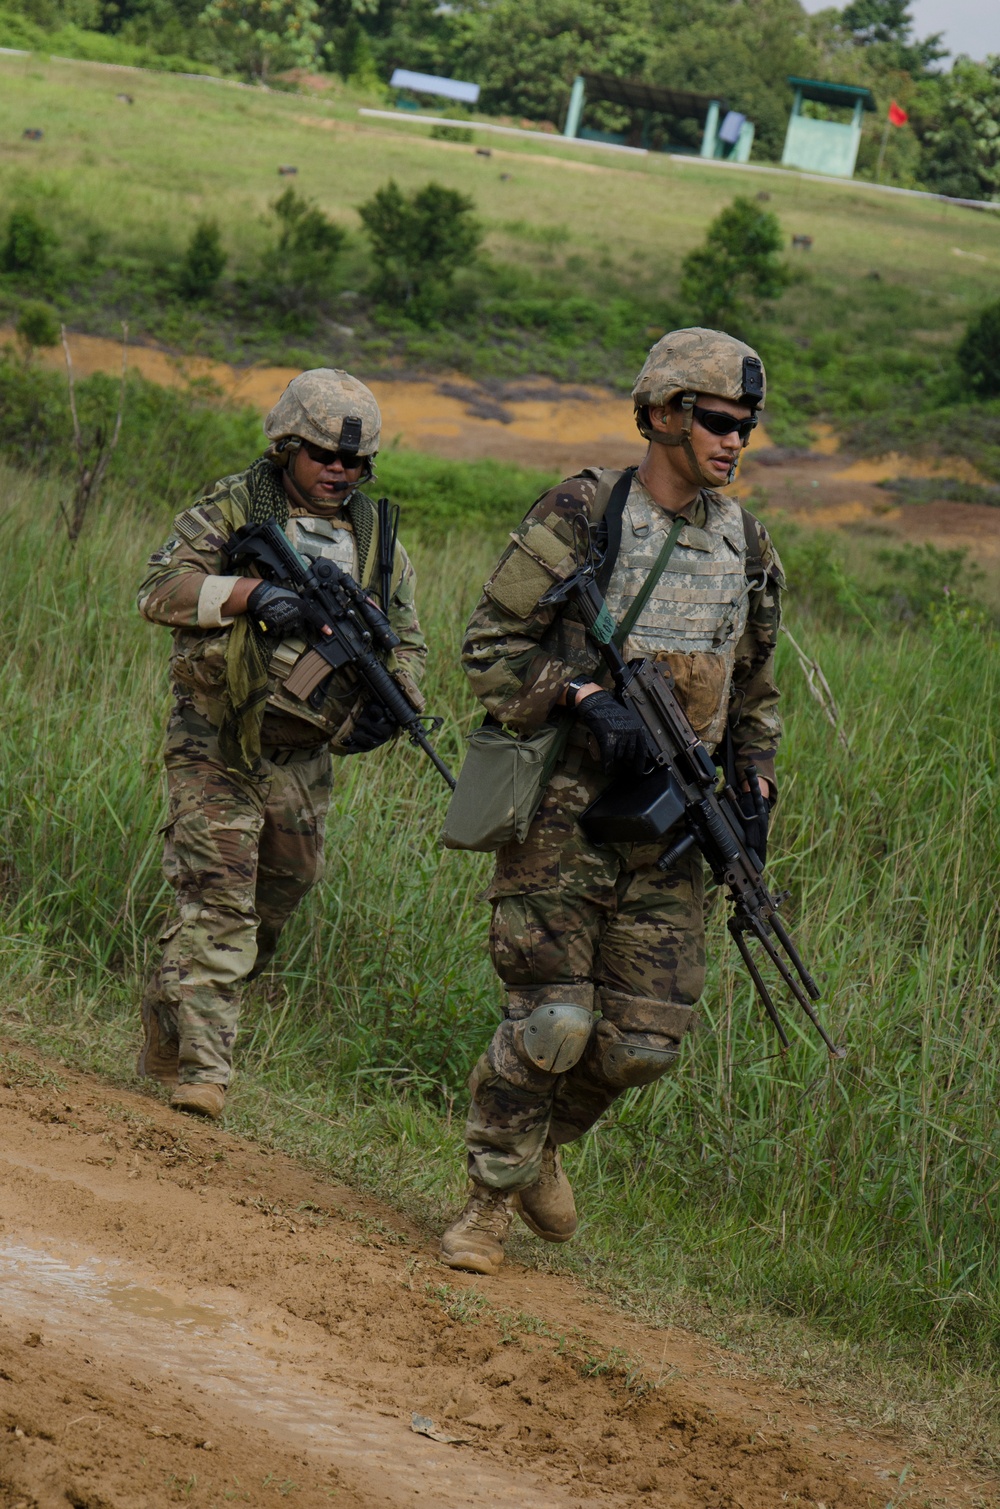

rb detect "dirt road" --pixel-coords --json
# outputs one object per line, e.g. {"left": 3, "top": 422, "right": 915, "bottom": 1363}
{"left": 0, "top": 1044, "right": 993, "bottom": 1509}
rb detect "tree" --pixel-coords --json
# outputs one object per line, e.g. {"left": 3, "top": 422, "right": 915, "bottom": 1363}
{"left": 957, "top": 301, "right": 1000, "bottom": 398}
{"left": 839, "top": 0, "right": 946, "bottom": 75}
{"left": 262, "top": 187, "right": 346, "bottom": 317}
{"left": 179, "top": 220, "right": 227, "bottom": 299}
{"left": 680, "top": 197, "right": 790, "bottom": 329}
{"left": 358, "top": 179, "right": 482, "bottom": 321}
{"left": 452, "top": 0, "right": 649, "bottom": 127}
{"left": 200, "top": 0, "right": 321, "bottom": 80}
{"left": 916, "top": 56, "right": 1000, "bottom": 201}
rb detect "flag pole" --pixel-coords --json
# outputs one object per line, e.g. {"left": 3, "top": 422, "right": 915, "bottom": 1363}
{"left": 875, "top": 111, "right": 890, "bottom": 182}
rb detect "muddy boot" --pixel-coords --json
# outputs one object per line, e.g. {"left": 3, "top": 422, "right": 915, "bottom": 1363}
{"left": 440, "top": 1183, "right": 515, "bottom": 1275}
{"left": 136, "top": 1002, "right": 179, "bottom": 1090}
{"left": 171, "top": 1083, "right": 226, "bottom": 1120}
{"left": 516, "top": 1140, "right": 577, "bottom": 1243}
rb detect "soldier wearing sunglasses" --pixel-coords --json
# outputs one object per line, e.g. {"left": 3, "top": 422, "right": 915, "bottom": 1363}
{"left": 135, "top": 369, "right": 426, "bottom": 1120}
{"left": 441, "top": 328, "right": 784, "bottom": 1274}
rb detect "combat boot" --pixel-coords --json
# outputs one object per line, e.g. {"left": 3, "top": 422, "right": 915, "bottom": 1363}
{"left": 136, "top": 1003, "right": 179, "bottom": 1090}
{"left": 440, "top": 1183, "right": 514, "bottom": 1275}
{"left": 171, "top": 1083, "right": 226, "bottom": 1120}
{"left": 516, "top": 1140, "right": 577, "bottom": 1243}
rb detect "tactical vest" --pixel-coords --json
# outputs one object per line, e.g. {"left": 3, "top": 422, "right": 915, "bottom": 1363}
{"left": 603, "top": 475, "right": 753, "bottom": 749}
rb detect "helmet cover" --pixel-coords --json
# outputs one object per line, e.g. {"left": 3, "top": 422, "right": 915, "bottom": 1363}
{"left": 264, "top": 368, "right": 382, "bottom": 456}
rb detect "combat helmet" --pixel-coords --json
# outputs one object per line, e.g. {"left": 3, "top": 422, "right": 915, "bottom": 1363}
{"left": 632, "top": 328, "right": 765, "bottom": 487}
{"left": 264, "top": 368, "right": 381, "bottom": 474}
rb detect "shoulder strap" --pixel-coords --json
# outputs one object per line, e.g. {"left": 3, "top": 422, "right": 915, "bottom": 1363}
{"left": 740, "top": 506, "right": 765, "bottom": 583}
{"left": 593, "top": 467, "right": 635, "bottom": 593}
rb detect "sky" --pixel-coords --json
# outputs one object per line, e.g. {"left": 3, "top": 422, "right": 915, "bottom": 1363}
{"left": 797, "top": 0, "right": 1000, "bottom": 62}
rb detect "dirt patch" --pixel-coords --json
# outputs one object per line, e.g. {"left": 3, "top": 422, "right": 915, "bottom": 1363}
{"left": 0, "top": 1044, "right": 994, "bottom": 1508}
{"left": 10, "top": 327, "right": 1000, "bottom": 561}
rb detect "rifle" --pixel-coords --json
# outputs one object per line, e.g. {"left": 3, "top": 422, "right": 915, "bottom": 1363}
{"left": 223, "top": 517, "right": 456, "bottom": 790}
{"left": 539, "top": 519, "right": 843, "bottom": 1058}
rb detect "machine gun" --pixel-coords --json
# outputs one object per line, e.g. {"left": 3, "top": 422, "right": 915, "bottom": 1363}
{"left": 223, "top": 517, "right": 455, "bottom": 790}
{"left": 539, "top": 519, "right": 843, "bottom": 1058}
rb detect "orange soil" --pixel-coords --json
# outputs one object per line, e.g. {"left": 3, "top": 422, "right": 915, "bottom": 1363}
{"left": 13, "top": 329, "right": 998, "bottom": 569}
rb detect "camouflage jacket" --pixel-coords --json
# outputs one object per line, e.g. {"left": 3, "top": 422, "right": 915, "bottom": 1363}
{"left": 462, "top": 468, "right": 783, "bottom": 785}
{"left": 138, "top": 468, "right": 426, "bottom": 751}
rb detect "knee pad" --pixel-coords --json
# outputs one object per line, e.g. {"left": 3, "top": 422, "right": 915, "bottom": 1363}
{"left": 487, "top": 990, "right": 596, "bottom": 1087}
{"left": 586, "top": 988, "right": 694, "bottom": 1091}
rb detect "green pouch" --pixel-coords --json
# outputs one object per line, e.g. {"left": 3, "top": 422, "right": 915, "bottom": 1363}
{"left": 441, "top": 720, "right": 569, "bottom": 852}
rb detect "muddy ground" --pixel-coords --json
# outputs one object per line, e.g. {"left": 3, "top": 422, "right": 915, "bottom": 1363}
{"left": 0, "top": 1044, "right": 995, "bottom": 1509}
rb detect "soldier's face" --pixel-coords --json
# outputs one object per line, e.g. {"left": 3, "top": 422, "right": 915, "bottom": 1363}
{"left": 652, "top": 394, "right": 754, "bottom": 486}
{"left": 292, "top": 442, "right": 365, "bottom": 502}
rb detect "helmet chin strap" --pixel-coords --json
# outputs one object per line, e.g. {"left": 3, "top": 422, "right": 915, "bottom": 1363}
{"left": 642, "top": 393, "right": 747, "bottom": 489}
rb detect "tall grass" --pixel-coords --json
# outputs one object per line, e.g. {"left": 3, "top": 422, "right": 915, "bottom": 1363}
{"left": 2, "top": 450, "right": 1000, "bottom": 1406}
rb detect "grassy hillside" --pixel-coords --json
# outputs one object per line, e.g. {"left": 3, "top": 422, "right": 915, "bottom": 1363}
{"left": 1, "top": 53, "right": 998, "bottom": 452}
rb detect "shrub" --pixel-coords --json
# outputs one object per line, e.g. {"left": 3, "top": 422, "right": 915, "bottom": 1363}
{"left": 264, "top": 188, "right": 346, "bottom": 316}
{"left": 1, "top": 208, "right": 57, "bottom": 277}
{"left": 680, "top": 196, "right": 790, "bottom": 329}
{"left": 179, "top": 220, "right": 227, "bottom": 300}
{"left": 956, "top": 300, "right": 1000, "bottom": 398}
{"left": 15, "top": 301, "right": 60, "bottom": 357}
{"left": 358, "top": 179, "right": 482, "bottom": 321}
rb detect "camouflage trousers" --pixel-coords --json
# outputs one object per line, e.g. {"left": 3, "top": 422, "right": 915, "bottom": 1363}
{"left": 141, "top": 707, "right": 333, "bottom": 1087}
{"left": 467, "top": 760, "right": 704, "bottom": 1192}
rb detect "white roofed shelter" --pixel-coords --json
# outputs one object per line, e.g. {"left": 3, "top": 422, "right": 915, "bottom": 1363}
{"left": 389, "top": 69, "right": 480, "bottom": 105}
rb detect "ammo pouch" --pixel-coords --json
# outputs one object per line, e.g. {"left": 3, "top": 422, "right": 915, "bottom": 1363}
{"left": 441, "top": 718, "right": 569, "bottom": 851}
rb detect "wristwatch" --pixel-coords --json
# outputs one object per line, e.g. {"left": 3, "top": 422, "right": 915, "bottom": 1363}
{"left": 565, "top": 677, "right": 592, "bottom": 710}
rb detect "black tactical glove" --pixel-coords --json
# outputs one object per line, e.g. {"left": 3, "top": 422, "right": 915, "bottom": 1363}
{"left": 575, "top": 690, "right": 650, "bottom": 777}
{"left": 246, "top": 581, "right": 305, "bottom": 638}
{"left": 342, "top": 700, "right": 397, "bottom": 754}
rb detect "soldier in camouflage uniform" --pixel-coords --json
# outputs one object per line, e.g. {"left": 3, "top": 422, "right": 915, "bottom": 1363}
{"left": 137, "top": 369, "right": 426, "bottom": 1120}
{"left": 441, "top": 329, "right": 784, "bottom": 1274}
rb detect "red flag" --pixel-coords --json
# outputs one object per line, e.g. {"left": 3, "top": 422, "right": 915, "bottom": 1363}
{"left": 888, "top": 100, "right": 908, "bottom": 126}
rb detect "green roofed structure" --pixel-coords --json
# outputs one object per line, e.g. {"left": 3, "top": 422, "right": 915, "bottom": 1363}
{"left": 563, "top": 72, "right": 754, "bottom": 162}
{"left": 781, "top": 77, "right": 875, "bottom": 179}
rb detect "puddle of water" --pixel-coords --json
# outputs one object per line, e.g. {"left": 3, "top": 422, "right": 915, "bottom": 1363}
{"left": 0, "top": 1241, "right": 570, "bottom": 1509}
{"left": 105, "top": 1280, "right": 226, "bottom": 1330}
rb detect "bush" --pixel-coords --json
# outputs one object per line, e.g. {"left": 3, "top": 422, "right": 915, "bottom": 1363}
{"left": 263, "top": 188, "right": 346, "bottom": 317}
{"left": 1, "top": 208, "right": 57, "bottom": 278}
{"left": 15, "top": 301, "right": 60, "bottom": 356}
{"left": 957, "top": 300, "right": 1000, "bottom": 398}
{"left": 178, "top": 220, "right": 227, "bottom": 300}
{"left": 680, "top": 196, "right": 790, "bottom": 329}
{"left": 358, "top": 179, "right": 482, "bottom": 322}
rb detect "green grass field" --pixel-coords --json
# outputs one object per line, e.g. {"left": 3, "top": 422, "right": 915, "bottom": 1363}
{"left": 1, "top": 53, "right": 998, "bottom": 446}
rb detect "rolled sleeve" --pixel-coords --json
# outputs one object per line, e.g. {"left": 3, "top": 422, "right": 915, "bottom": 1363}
{"left": 197, "top": 575, "right": 242, "bottom": 629}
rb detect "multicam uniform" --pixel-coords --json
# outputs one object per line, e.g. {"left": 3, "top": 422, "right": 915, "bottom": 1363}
{"left": 137, "top": 468, "right": 426, "bottom": 1088}
{"left": 460, "top": 467, "right": 783, "bottom": 1191}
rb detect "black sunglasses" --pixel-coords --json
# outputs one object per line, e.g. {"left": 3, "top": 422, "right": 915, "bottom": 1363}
{"left": 692, "top": 405, "right": 757, "bottom": 443}
{"left": 300, "top": 439, "right": 365, "bottom": 468}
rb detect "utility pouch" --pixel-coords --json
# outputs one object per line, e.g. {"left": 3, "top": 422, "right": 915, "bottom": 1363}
{"left": 441, "top": 719, "right": 569, "bottom": 852}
